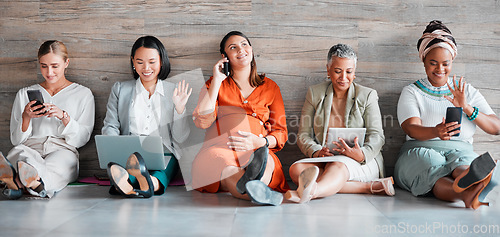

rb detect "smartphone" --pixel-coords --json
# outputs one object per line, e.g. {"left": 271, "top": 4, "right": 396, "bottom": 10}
{"left": 445, "top": 107, "right": 462, "bottom": 136}
{"left": 223, "top": 53, "right": 230, "bottom": 76}
{"left": 27, "top": 89, "right": 46, "bottom": 114}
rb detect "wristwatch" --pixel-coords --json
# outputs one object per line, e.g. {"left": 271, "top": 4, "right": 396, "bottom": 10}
{"left": 61, "top": 110, "right": 69, "bottom": 120}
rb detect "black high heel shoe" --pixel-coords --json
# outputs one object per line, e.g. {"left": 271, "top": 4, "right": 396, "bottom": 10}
{"left": 0, "top": 152, "right": 23, "bottom": 199}
{"left": 17, "top": 161, "right": 46, "bottom": 198}
{"left": 236, "top": 145, "right": 268, "bottom": 194}
{"left": 453, "top": 152, "right": 496, "bottom": 193}
{"left": 107, "top": 152, "right": 154, "bottom": 198}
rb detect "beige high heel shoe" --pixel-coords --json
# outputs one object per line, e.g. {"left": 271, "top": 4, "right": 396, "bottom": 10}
{"left": 370, "top": 177, "right": 395, "bottom": 196}
{"left": 297, "top": 166, "right": 319, "bottom": 203}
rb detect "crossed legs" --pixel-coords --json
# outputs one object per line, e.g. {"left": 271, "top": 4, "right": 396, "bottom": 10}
{"left": 288, "top": 161, "right": 392, "bottom": 202}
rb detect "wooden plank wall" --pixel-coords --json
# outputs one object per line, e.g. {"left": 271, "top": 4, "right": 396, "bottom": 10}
{"left": 1, "top": 0, "right": 499, "bottom": 180}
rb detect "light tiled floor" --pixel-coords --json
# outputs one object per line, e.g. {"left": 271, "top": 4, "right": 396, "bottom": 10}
{"left": 1, "top": 183, "right": 500, "bottom": 237}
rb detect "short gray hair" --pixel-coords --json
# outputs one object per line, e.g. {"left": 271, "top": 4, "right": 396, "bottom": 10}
{"left": 327, "top": 44, "right": 357, "bottom": 67}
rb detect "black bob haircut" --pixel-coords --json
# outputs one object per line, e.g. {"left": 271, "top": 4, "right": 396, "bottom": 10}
{"left": 130, "top": 36, "right": 171, "bottom": 80}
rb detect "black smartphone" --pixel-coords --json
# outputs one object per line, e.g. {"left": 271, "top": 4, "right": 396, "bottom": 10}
{"left": 445, "top": 107, "right": 462, "bottom": 136}
{"left": 27, "top": 89, "right": 46, "bottom": 114}
{"left": 223, "top": 53, "right": 230, "bottom": 76}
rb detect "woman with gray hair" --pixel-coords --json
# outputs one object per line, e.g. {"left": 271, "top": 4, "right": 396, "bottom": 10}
{"left": 286, "top": 44, "right": 394, "bottom": 203}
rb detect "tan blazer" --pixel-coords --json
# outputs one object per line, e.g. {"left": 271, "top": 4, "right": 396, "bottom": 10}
{"left": 297, "top": 80, "right": 385, "bottom": 177}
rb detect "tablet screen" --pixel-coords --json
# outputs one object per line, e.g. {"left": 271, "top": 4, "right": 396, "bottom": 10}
{"left": 325, "top": 128, "right": 366, "bottom": 153}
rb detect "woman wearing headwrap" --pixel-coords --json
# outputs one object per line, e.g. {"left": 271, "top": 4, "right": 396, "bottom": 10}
{"left": 395, "top": 20, "right": 500, "bottom": 209}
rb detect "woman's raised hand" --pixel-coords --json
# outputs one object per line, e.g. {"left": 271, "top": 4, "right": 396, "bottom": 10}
{"left": 444, "top": 75, "right": 468, "bottom": 108}
{"left": 172, "top": 80, "right": 192, "bottom": 114}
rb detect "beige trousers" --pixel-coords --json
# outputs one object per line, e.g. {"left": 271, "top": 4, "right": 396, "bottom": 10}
{"left": 7, "top": 137, "right": 79, "bottom": 198}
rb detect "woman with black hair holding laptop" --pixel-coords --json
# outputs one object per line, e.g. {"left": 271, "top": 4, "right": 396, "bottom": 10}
{"left": 102, "top": 35, "right": 192, "bottom": 198}
{"left": 285, "top": 44, "right": 394, "bottom": 203}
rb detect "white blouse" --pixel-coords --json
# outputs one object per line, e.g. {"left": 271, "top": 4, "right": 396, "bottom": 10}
{"left": 397, "top": 77, "right": 495, "bottom": 144}
{"left": 10, "top": 83, "right": 95, "bottom": 148}
{"left": 129, "top": 79, "right": 162, "bottom": 136}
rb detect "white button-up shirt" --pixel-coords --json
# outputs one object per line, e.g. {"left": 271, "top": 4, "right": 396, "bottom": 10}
{"left": 129, "top": 79, "right": 163, "bottom": 136}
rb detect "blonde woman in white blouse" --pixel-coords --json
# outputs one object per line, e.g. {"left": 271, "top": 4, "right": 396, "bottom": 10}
{"left": 0, "top": 40, "right": 95, "bottom": 199}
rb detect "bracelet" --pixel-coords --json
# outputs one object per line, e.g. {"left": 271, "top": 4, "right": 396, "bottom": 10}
{"left": 263, "top": 137, "right": 269, "bottom": 147}
{"left": 467, "top": 106, "right": 478, "bottom": 121}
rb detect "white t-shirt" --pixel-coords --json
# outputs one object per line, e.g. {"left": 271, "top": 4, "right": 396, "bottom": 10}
{"left": 397, "top": 77, "right": 495, "bottom": 144}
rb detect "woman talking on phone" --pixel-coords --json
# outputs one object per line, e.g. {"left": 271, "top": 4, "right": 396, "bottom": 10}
{"left": 191, "top": 31, "right": 289, "bottom": 205}
{"left": 0, "top": 40, "right": 95, "bottom": 199}
{"left": 395, "top": 20, "right": 500, "bottom": 209}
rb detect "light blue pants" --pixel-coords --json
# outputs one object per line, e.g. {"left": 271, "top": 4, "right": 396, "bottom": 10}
{"left": 394, "top": 140, "right": 478, "bottom": 196}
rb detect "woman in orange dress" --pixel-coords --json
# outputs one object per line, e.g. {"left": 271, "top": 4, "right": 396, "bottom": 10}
{"left": 191, "top": 31, "right": 289, "bottom": 205}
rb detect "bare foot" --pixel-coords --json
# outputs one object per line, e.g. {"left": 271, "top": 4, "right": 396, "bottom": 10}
{"left": 284, "top": 190, "right": 301, "bottom": 203}
{"left": 151, "top": 176, "right": 160, "bottom": 192}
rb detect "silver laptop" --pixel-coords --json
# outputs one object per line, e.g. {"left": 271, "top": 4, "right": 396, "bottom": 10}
{"left": 325, "top": 128, "right": 366, "bottom": 153}
{"left": 95, "top": 135, "right": 172, "bottom": 170}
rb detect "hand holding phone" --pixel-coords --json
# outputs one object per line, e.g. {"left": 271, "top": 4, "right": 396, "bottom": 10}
{"left": 223, "top": 53, "right": 230, "bottom": 76}
{"left": 27, "top": 90, "right": 46, "bottom": 114}
{"left": 445, "top": 107, "right": 462, "bottom": 136}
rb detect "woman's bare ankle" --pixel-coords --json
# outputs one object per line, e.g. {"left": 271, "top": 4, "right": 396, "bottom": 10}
{"left": 151, "top": 176, "right": 160, "bottom": 192}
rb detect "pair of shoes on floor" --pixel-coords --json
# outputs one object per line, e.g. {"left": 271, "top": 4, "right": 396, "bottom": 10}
{"left": 370, "top": 177, "right": 396, "bottom": 196}
{"left": 453, "top": 152, "right": 497, "bottom": 210}
{"left": 245, "top": 180, "right": 283, "bottom": 206}
{"left": 236, "top": 145, "right": 268, "bottom": 194}
{"left": 285, "top": 166, "right": 319, "bottom": 204}
{"left": 0, "top": 152, "right": 23, "bottom": 199}
{"left": 1, "top": 152, "right": 46, "bottom": 199}
{"left": 107, "top": 152, "right": 154, "bottom": 198}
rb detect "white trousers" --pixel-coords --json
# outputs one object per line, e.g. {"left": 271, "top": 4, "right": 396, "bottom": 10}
{"left": 7, "top": 137, "right": 79, "bottom": 198}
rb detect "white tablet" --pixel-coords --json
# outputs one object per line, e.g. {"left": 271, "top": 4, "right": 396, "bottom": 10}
{"left": 325, "top": 128, "right": 366, "bottom": 153}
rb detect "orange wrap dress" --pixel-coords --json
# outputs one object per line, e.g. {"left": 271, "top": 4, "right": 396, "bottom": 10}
{"left": 192, "top": 76, "right": 289, "bottom": 193}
